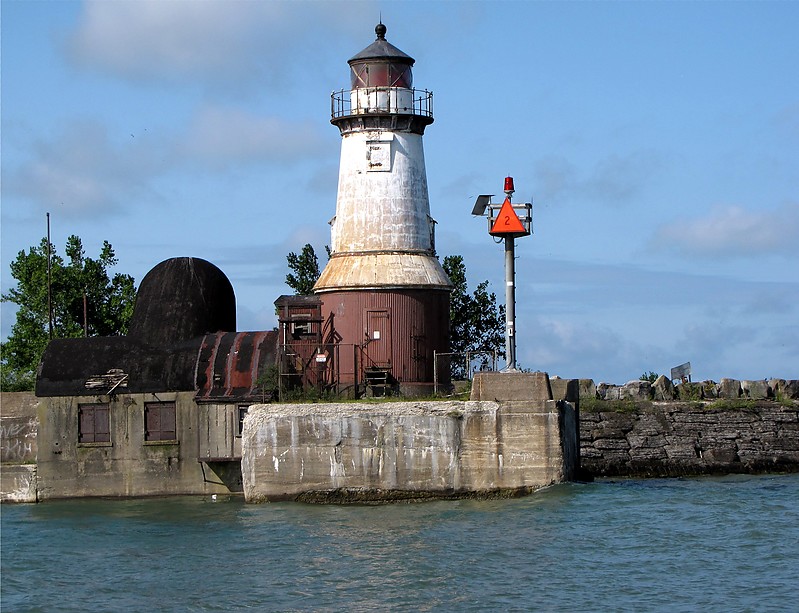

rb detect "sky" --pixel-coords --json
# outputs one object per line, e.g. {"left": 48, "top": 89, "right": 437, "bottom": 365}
{"left": 2, "top": 0, "right": 798, "bottom": 384}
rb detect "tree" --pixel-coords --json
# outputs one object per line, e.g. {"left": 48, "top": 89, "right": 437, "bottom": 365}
{"left": 1, "top": 235, "right": 136, "bottom": 391}
{"left": 443, "top": 255, "right": 505, "bottom": 379}
{"left": 285, "top": 244, "right": 326, "bottom": 295}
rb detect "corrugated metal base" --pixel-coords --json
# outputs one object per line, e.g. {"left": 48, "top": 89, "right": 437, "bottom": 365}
{"left": 320, "top": 288, "right": 449, "bottom": 389}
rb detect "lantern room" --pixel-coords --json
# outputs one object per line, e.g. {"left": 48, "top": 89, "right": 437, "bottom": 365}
{"left": 331, "top": 23, "right": 432, "bottom": 128}
{"left": 348, "top": 23, "right": 414, "bottom": 89}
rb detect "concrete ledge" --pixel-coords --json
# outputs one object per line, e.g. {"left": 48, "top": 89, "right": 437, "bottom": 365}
{"left": 470, "top": 371, "right": 553, "bottom": 402}
{"left": 0, "top": 464, "right": 37, "bottom": 503}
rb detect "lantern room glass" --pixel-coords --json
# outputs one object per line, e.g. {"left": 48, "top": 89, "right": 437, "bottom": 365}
{"left": 350, "top": 62, "right": 412, "bottom": 89}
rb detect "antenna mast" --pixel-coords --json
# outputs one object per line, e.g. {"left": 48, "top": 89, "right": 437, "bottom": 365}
{"left": 46, "top": 212, "right": 53, "bottom": 340}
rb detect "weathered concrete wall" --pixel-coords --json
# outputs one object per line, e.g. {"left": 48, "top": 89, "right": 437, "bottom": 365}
{"left": 0, "top": 465, "right": 38, "bottom": 503}
{"left": 1, "top": 392, "right": 38, "bottom": 463}
{"left": 580, "top": 401, "right": 799, "bottom": 477}
{"left": 1, "top": 392, "right": 39, "bottom": 502}
{"left": 242, "top": 399, "right": 577, "bottom": 502}
{"left": 13, "top": 372, "right": 797, "bottom": 503}
{"left": 36, "top": 391, "right": 237, "bottom": 500}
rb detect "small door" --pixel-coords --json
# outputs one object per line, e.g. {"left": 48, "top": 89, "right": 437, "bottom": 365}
{"left": 365, "top": 310, "right": 391, "bottom": 368}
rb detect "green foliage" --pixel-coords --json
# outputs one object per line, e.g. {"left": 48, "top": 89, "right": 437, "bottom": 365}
{"left": 580, "top": 397, "right": 646, "bottom": 413}
{"left": 1, "top": 235, "right": 136, "bottom": 391}
{"left": 285, "top": 244, "right": 326, "bottom": 295}
{"left": 774, "top": 391, "right": 797, "bottom": 407}
{"left": 278, "top": 383, "right": 338, "bottom": 403}
{"left": 676, "top": 382, "right": 703, "bottom": 401}
{"left": 255, "top": 364, "right": 280, "bottom": 402}
{"left": 706, "top": 398, "right": 759, "bottom": 411}
{"left": 443, "top": 255, "right": 505, "bottom": 380}
{"left": 640, "top": 371, "right": 659, "bottom": 383}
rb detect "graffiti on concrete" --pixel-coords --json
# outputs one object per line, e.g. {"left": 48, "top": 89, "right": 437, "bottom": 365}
{"left": 1, "top": 418, "right": 38, "bottom": 463}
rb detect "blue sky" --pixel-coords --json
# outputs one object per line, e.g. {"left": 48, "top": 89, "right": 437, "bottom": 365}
{"left": 2, "top": 0, "right": 797, "bottom": 384}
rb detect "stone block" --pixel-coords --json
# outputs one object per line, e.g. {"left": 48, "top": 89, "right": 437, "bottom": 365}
{"left": 594, "top": 438, "right": 630, "bottom": 450}
{"left": 628, "top": 434, "right": 667, "bottom": 449}
{"left": 598, "top": 384, "right": 621, "bottom": 401}
{"left": 700, "top": 444, "right": 738, "bottom": 464}
{"left": 628, "top": 446, "right": 667, "bottom": 461}
{"left": 549, "top": 378, "right": 580, "bottom": 403}
{"left": 635, "top": 412, "right": 672, "bottom": 436}
{"left": 741, "top": 380, "right": 770, "bottom": 400}
{"left": 770, "top": 379, "right": 799, "bottom": 399}
{"left": 701, "top": 380, "right": 718, "bottom": 399}
{"left": 652, "top": 375, "right": 675, "bottom": 400}
{"left": 470, "top": 371, "right": 552, "bottom": 402}
{"left": 580, "top": 446, "right": 604, "bottom": 459}
{"left": 717, "top": 378, "right": 742, "bottom": 399}
{"left": 621, "top": 380, "right": 653, "bottom": 401}
{"left": 596, "top": 449, "right": 631, "bottom": 462}
{"left": 663, "top": 436, "right": 700, "bottom": 460}
{"left": 580, "top": 412, "right": 601, "bottom": 424}
{"left": 599, "top": 412, "right": 637, "bottom": 431}
{"left": 579, "top": 379, "right": 597, "bottom": 399}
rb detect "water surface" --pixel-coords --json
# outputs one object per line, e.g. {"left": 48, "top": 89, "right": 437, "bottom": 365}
{"left": 2, "top": 473, "right": 797, "bottom": 612}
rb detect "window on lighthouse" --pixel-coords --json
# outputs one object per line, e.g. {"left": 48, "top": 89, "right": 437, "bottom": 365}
{"left": 351, "top": 63, "right": 412, "bottom": 89}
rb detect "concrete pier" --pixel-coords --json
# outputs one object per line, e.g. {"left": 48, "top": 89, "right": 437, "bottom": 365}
{"left": 241, "top": 373, "right": 578, "bottom": 503}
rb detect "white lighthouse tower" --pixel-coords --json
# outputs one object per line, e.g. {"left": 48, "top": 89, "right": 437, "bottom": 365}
{"left": 314, "top": 22, "right": 451, "bottom": 395}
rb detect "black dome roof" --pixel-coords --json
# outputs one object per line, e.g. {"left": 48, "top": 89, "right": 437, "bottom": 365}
{"left": 348, "top": 22, "right": 414, "bottom": 65}
{"left": 128, "top": 257, "right": 236, "bottom": 346}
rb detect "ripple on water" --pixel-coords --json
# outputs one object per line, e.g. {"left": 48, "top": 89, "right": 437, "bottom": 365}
{"left": 2, "top": 474, "right": 798, "bottom": 612}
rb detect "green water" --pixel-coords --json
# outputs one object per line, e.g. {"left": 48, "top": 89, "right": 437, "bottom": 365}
{"left": 2, "top": 473, "right": 797, "bottom": 612}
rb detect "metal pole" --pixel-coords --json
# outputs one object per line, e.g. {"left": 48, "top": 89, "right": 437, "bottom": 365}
{"left": 504, "top": 235, "right": 517, "bottom": 371}
{"left": 46, "top": 212, "right": 53, "bottom": 340}
{"left": 433, "top": 350, "right": 438, "bottom": 396}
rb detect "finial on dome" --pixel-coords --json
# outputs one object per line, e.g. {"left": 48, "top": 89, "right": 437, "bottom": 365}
{"left": 375, "top": 22, "right": 387, "bottom": 40}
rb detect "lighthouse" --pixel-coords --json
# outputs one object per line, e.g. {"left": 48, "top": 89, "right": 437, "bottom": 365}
{"left": 314, "top": 22, "right": 451, "bottom": 395}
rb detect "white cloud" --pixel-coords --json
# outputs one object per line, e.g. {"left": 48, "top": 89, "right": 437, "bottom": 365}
{"left": 3, "top": 105, "right": 329, "bottom": 219}
{"left": 518, "top": 316, "right": 662, "bottom": 383}
{"left": 180, "top": 106, "right": 327, "bottom": 168}
{"left": 533, "top": 150, "right": 662, "bottom": 206}
{"left": 3, "top": 120, "right": 164, "bottom": 218}
{"left": 650, "top": 202, "right": 799, "bottom": 258}
{"left": 66, "top": 1, "right": 369, "bottom": 90}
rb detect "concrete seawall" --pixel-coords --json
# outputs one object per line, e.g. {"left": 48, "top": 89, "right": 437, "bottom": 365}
{"left": 1, "top": 393, "right": 39, "bottom": 503}
{"left": 4, "top": 378, "right": 798, "bottom": 502}
{"left": 242, "top": 399, "right": 577, "bottom": 502}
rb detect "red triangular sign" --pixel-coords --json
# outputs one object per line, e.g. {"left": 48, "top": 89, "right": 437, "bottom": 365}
{"left": 489, "top": 198, "right": 527, "bottom": 236}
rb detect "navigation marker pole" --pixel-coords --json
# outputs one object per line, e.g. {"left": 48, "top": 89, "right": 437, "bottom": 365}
{"left": 472, "top": 176, "right": 532, "bottom": 372}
